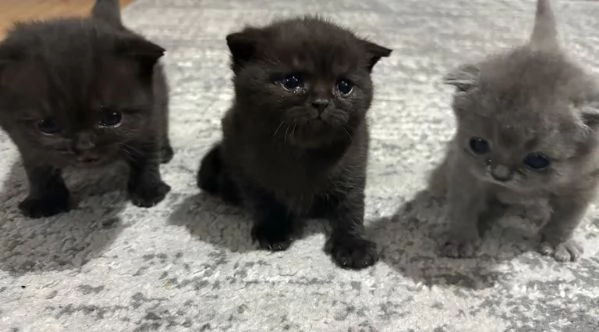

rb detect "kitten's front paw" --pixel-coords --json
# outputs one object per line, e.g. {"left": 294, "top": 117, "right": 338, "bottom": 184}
{"left": 539, "top": 239, "right": 583, "bottom": 262}
{"left": 251, "top": 223, "right": 293, "bottom": 251}
{"left": 439, "top": 238, "right": 479, "bottom": 258}
{"left": 160, "top": 144, "right": 174, "bottom": 164}
{"left": 129, "top": 181, "right": 170, "bottom": 207}
{"left": 19, "top": 193, "right": 71, "bottom": 218}
{"left": 327, "top": 237, "right": 378, "bottom": 270}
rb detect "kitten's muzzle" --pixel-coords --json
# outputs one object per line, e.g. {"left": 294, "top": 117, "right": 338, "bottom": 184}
{"left": 490, "top": 164, "right": 513, "bottom": 182}
{"left": 73, "top": 131, "right": 97, "bottom": 152}
{"left": 311, "top": 98, "right": 330, "bottom": 115}
{"left": 77, "top": 154, "right": 101, "bottom": 164}
{"left": 72, "top": 131, "right": 102, "bottom": 164}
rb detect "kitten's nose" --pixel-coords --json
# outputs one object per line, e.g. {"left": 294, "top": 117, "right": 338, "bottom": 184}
{"left": 73, "top": 131, "right": 96, "bottom": 152}
{"left": 490, "top": 165, "right": 512, "bottom": 182}
{"left": 312, "top": 99, "right": 330, "bottom": 114}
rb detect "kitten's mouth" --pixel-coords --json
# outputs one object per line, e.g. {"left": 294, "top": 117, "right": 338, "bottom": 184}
{"left": 75, "top": 154, "right": 106, "bottom": 167}
{"left": 307, "top": 118, "right": 327, "bottom": 129}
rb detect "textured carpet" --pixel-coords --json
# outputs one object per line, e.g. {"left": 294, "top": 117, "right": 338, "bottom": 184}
{"left": 1, "top": 0, "right": 599, "bottom": 331}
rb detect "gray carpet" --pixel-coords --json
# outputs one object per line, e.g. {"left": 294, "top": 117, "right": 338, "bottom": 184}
{"left": 1, "top": 0, "right": 599, "bottom": 331}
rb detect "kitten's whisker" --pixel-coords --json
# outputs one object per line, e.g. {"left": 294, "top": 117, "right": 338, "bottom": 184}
{"left": 273, "top": 121, "right": 284, "bottom": 138}
{"left": 343, "top": 126, "right": 353, "bottom": 142}
{"left": 119, "top": 143, "right": 145, "bottom": 161}
{"left": 284, "top": 125, "right": 290, "bottom": 144}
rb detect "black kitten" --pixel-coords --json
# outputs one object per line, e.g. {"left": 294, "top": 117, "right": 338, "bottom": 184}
{"left": 0, "top": 0, "right": 173, "bottom": 218}
{"left": 198, "top": 17, "right": 391, "bottom": 269}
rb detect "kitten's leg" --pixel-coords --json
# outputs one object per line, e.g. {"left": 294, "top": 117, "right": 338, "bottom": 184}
{"left": 440, "top": 170, "right": 488, "bottom": 258}
{"left": 325, "top": 190, "right": 378, "bottom": 270}
{"left": 158, "top": 106, "right": 173, "bottom": 164}
{"left": 154, "top": 68, "right": 174, "bottom": 164}
{"left": 538, "top": 195, "right": 589, "bottom": 262}
{"left": 247, "top": 190, "right": 294, "bottom": 251}
{"left": 125, "top": 140, "right": 171, "bottom": 207}
{"left": 477, "top": 199, "right": 507, "bottom": 235}
{"left": 428, "top": 156, "right": 448, "bottom": 198}
{"left": 197, "top": 144, "right": 240, "bottom": 205}
{"left": 159, "top": 133, "right": 173, "bottom": 164}
{"left": 19, "top": 163, "right": 70, "bottom": 218}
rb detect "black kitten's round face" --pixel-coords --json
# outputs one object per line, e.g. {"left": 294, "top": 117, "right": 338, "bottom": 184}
{"left": 30, "top": 106, "right": 132, "bottom": 167}
{"left": 0, "top": 19, "right": 165, "bottom": 168}
{"left": 264, "top": 68, "right": 371, "bottom": 147}
{"left": 231, "top": 19, "right": 387, "bottom": 148}
{"left": 1, "top": 58, "right": 153, "bottom": 167}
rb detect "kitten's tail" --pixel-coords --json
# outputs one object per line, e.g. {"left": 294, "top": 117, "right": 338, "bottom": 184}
{"left": 529, "top": 0, "right": 559, "bottom": 51}
{"left": 92, "top": 0, "right": 123, "bottom": 28}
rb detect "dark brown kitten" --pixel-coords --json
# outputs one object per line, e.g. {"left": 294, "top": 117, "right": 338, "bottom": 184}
{"left": 198, "top": 17, "right": 391, "bottom": 269}
{"left": 0, "top": 0, "right": 173, "bottom": 218}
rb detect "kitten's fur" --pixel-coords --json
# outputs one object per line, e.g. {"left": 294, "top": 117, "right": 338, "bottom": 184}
{"left": 433, "top": 0, "right": 599, "bottom": 262}
{"left": 0, "top": 0, "right": 173, "bottom": 217}
{"left": 198, "top": 17, "right": 391, "bottom": 269}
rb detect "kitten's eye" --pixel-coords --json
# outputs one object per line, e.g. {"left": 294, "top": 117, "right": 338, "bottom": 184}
{"left": 98, "top": 108, "right": 123, "bottom": 128}
{"left": 280, "top": 74, "right": 303, "bottom": 91}
{"left": 336, "top": 79, "right": 354, "bottom": 96}
{"left": 38, "top": 118, "right": 62, "bottom": 135}
{"left": 469, "top": 137, "right": 490, "bottom": 154}
{"left": 523, "top": 152, "right": 550, "bottom": 170}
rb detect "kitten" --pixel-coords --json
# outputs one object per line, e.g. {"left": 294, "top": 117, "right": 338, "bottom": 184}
{"left": 433, "top": 0, "right": 599, "bottom": 262}
{"left": 198, "top": 17, "right": 391, "bottom": 269}
{"left": 0, "top": 0, "right": 173, "bottom": 218}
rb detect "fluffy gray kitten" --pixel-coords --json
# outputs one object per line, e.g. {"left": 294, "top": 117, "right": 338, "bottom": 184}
{"left": 432, "top": 0, "right": 599, "bottom": 262}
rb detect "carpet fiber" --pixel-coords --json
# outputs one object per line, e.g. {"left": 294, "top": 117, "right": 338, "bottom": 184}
{"left": 1, "top": 0, "right": 599, "bottom": 331}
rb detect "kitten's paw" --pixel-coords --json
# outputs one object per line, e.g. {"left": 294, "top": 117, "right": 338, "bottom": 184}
{"left": 327, "top": 237, "right": 378, "bottom": 270}
{"left": 219, "top": 176, "right": 241, "bottom": 205}
{"left": 160, "top": 144, "right": 174, "bottom": 164}
{"left": 439, "top": 238, "right": 478, "bottom": 258}
{"left": 251, "top": 223, "right": 293, "bottom": 251}
{"left": 19, "top": 193, "right": 71, "bottom": 218}
{"left": 129, "top": 181, "right": 170, "bottom": 207}
{"left": 539, "top": 239, "right": 583, "bottom": 262}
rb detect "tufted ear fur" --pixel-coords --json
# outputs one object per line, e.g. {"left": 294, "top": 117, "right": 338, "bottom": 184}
{"left": 115, "top": 34, "right": 164, "bottom": 77}
{"left": 0, "top": 43, "right": 22, "bottom": 87}
{"left": 443, "top": 64, "right": 480, "bottom": 93}
{"left": 116, "top": 34, "right": 164, "bottom": 61}
{"left": 226, "top": 28, "right": 263, "bottom": 73}
{"left": 0, "top": 58, "right": 8, "bottom": 77}
{"left": 580, "top": 101, "right": 599, "bottom": 130}
{"left": 360, "top": 39, "right": 392, "bottom": 72}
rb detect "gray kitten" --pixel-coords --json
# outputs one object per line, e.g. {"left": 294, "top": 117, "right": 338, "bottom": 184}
{"left": 432, "top": 0, "right": 599, "bottom": 262}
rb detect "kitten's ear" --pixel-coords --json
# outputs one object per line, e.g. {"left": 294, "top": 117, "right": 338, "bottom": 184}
{"left": 115, "top": 34, "right": 165, "bottom": 70}
{"left": 226, "top": 28, "right": 262, "bottom": 73}
{"left": 443, "top": 64, "right": 480, "bottom": 93}
{"left": 580, "top": 101, "right": 599, "bottom": 129}
{"left": 360, "top": 40, "right": 392, "bottom": 71}
{"left": 0, "top": 57, "right": 8, "bottom": 73}
{"left": 0, "top": 44, "right": 21, "bottom": 82}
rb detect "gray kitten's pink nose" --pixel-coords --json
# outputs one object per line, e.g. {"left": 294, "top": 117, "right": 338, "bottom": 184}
{"left": 491, "top": 164, "right": 512, "bottom": 182}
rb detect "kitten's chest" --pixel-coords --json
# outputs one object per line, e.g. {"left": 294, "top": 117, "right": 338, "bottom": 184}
{"left": 494, "top": 187, "right": 550, "bottom": 207}
{"left": 234, "top": 143, "right": 350, "bottom": 208}
{"left": 252, "top": 150, "right": 335, "bottom": 191}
